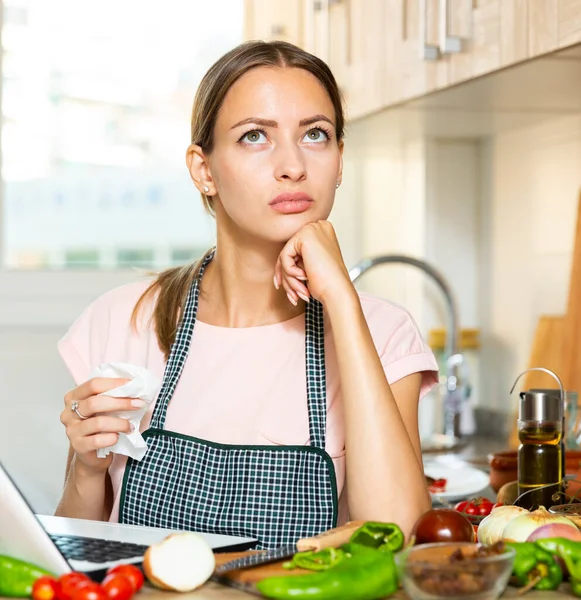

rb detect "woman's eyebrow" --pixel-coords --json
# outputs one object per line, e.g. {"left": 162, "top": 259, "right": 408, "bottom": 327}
{"left": 230, "top": 115, "right": 334, "bottom": 130}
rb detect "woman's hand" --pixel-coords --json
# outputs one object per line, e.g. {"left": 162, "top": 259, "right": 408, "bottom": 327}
{"left": 274, "top": 220, "right": 356, "bottom": 308}
{"left": 60, "top": 377, "right": 145, "bottom": 475}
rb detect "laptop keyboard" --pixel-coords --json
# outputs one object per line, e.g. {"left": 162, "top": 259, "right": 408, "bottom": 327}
{"left": 50, "top": 534, "right": 148, "bottom": 562}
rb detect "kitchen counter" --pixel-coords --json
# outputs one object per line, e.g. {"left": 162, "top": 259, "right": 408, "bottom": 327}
{"left": 1, "top": 581, "right": 577, "bottom": 599}
{"left": 127, "top": 581, "right": 579, "bottom": 598}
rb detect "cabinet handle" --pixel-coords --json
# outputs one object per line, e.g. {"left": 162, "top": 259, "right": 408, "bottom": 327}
{"left": 419, "top": 0, "right": 440, "bottom": 60}
{"left": 439, "top": 0, "right": 462, "bottom": 53}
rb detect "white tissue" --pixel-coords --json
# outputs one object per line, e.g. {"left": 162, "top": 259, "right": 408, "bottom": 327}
{"left": 90, "top": 362, "right": 161, "bottom": 461}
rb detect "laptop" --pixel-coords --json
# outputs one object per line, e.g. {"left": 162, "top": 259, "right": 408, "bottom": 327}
{"left": 0, "top": 462, "right": 257, "bottom": 580}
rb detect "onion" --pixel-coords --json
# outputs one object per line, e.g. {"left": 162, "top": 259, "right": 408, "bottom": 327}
{"left": 143, "top": 532, "right": 215, "bottom": 592}
{"left": 503, "top": 506, "right": 577, "bottom": 543}
{"left": 526, "top": 522, "right": 581, "bottom": 542}
{"left": 477, "top": 505, "right": 528, "bottom": 545}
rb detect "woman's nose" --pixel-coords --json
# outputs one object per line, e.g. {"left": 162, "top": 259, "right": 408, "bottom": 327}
{"left": 273, "top": 142, "right": 307, "bottom": 183}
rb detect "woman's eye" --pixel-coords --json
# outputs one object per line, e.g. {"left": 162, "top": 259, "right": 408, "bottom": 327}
{"left": 241, "top": 130, "right": 267, "bottom": 144}
{"left": 302, "top": 128, "right": 329, "bottom": 143}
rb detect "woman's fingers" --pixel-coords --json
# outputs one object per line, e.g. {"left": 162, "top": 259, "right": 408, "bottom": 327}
{"left": 282, "top": 275, "right": 310, "bottom": 304}
{"left": 78, "top": 415, "right": 134, "bottom": 436}
{"left": 67, "top": 416, "right": 133, "bottom": 454}
{"left": 66, "top": 377, "right": 129, "bottom": 406}
{"left": 76, "top": 433, "right": 122, "bottom": 454}
{"left": 79, "top": 395, "right": 145, "bottom": 419}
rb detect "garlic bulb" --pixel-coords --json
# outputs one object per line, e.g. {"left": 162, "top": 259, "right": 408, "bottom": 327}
{"left": 477, "top": 505, "right": 528, "bottom": 545}
{"left": 502, "top": 506, "right": 577, "bottom": 543}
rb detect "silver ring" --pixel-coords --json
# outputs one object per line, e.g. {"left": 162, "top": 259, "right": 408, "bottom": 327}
{"left": 71, "top": 400, "right": 88, "bottom": 420}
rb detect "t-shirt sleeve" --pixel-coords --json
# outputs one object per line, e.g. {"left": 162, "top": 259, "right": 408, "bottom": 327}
{"left": 57, "top": 296, "right": 111, "bottom": 385}
{"left": 364, "top": 296, "right": 439, "bottom": 399}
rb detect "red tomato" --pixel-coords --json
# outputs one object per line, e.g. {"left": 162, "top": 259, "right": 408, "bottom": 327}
{"left": 476, "top": 499, "right": 495, "bottom": 516}
{"left": 58, "top": 573, "right": 91, "bottom": 600}
{"left": 428, "top": 478, "right": 447, "bottom": 493}
{"left": 454, "top": 498, "right": 495, "bottom": 518}
{"left": 70, "top": 583, "right": 107, "bottom": 600}
{"left": 105, "top": 565, "right": 144, "bottom": 592}
{"left": 101, "top": 575, "right": 133, "bottom": 600}
{"left": 32, "top": 577, "right": 61, "bottom": 600}
{"left": 454, "top": 500, "right": 478, "bottom": 516}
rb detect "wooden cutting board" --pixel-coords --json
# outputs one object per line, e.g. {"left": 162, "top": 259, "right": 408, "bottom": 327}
{"left": 211, "top": 520, "right": 366, "bottom": 590}
{"left": 213, "top": 551, "right": 310, "bottom": 586}
{"left": 562, "top": 188, "right": 581, "bottom": 393}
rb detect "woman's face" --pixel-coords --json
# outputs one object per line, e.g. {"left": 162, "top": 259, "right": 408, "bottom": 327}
{"left": 203, "top": 66, "right": 343, "bottom": 244}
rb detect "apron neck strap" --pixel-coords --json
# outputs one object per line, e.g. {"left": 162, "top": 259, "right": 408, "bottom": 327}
{"left": 149, "top": 249, "right": 328, "bottom": 451}
{"left": 149, "top": 249, "right": 214, "bottom": 429}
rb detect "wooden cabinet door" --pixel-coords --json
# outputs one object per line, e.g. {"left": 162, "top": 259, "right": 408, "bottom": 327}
{"left": 446, "top": 0, "right": 558, "bottom": 85}
{"left": 303, "top": 0, "right": 387, "bottom": 120}
{"left": 558, "top": 0, "right": 581, "bottom": 49}
{"left": 393, "top": 0, "right": 448, "bottom": 101}
{"left": 528, "top": 0, "right": 559, "bottom": 56}
{"left": 244, "top": 0, "right": 305, "bottom": 47}
{"left": 333, "top": 0, "right": 387, "bottom": 119}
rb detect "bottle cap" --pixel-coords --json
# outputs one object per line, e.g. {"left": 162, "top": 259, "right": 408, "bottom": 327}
{"left": 519, "top": 389, "right": 563, "bottom": 422}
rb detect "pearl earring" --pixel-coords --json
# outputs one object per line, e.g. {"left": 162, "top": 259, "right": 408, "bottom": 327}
{"left": 203, "top": 186, "right": 210, "bottom": 193}
{"left": 336, "top": 182, "right": 340, "bottom": 189}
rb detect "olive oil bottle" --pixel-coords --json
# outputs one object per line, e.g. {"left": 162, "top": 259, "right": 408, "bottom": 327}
{"left": 517, "top": 390, "right": 563, "bottom": 510}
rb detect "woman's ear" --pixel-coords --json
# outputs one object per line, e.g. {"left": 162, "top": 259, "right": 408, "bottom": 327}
{"left": 337, "top": 139, "right": 344, "bottom": 186}
{"left": 186, "top": 144, "right": 215, "bottom": 196}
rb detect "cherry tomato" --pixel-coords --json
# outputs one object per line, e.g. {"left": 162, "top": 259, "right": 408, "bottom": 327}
{"left": 454, "top": 497, "right": 495, "bottom": 519}
{"left": 32, "top": 577, "right": 61, "bottom": 600}
{"left": 476, "top": 499, "right": 495, "bottom": 516}
{"left": 428, "top": 478, "right": 447, "bottom": 493}
{"left": 70, "top": 583, "right": 107, "bottom": 600}
{"left": 58, "top": 573, "right": 91, "bottom": 600}
{"left": 101, "top": 575, "right": 133, "bottom": 600}
{"left": 105, "top": 565, "right": 144, "bottom": 592}
{"left": 454, "top": 500, "right": 478, "bottom": 516}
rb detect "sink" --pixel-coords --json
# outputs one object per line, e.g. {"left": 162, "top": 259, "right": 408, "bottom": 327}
{"left": 421, "top": 433, "right": 468, "bottom": 454}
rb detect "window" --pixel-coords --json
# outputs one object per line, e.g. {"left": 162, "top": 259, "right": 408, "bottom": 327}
{"left": 1, "top": 0, "right": 243, "bottom": 271}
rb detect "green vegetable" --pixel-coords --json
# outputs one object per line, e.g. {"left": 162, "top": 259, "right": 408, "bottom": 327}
{"left": 0, "top": 555, "right": 54, "bottom": 598}
{"left": 283, "top": 547, "right": 346, "bottom": 571}
{"left": 535, "top": 538, "right": 581, "bottom": 597}
{"left": 349, "top": 522, "right": 404, "bottom": 553}
{"left": 505, "top": 541, "right": 562, "bottom": 591}
{"left": 257, "top": 545, "right": 398, "bottom": 600}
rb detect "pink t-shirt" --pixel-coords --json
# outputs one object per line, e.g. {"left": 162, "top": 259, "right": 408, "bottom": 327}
{"left": 58, "top": 280, "right": 439, "bottom": 526}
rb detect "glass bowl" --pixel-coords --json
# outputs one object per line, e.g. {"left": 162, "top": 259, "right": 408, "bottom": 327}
{"left": 395, "top": 542, "right": 515, "bottom": 600}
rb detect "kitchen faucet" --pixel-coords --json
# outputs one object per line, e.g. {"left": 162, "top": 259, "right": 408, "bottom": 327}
{"left": 348, "top": 255, "right": 468, "bottom": 450}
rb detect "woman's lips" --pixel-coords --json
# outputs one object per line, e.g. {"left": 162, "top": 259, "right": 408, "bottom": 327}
{"left": 269, "top": 192, "right": 313, "bottom": 214}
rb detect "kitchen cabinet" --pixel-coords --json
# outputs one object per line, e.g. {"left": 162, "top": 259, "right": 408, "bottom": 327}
{"left": 243, "top": 0, "right": 581, "bottom": 120}
{"left": 559, "top": 0, "right": 581, "bottom": 48}
{"left": 329, "top": 0, "right": 387, "bottom": 118}
{"left": 243, "top": 0, "right": 305, "bottom": 47}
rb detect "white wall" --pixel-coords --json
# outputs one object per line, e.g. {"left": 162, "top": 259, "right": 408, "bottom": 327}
{"left": 480, "top": 114, "right": 581, "bottom": 412}
{"left": 0, "top": 327, "right": 72, "bottom": 514}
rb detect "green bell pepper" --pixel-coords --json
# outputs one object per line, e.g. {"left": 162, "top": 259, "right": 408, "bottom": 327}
{"left": 283, "top": 547, "right": 346, "bottom": 571}
{"left": 349, "top": 521, "right": 405, "bottom": 553}
{"left": 535, "top": 538, "right": 581, "bottom": 597}
{"left": 505, "top": 541, "right": 563, "bottom": 592}
{"left": 0, "top": 555, "right": 54, "bottom": 598}
{"left": 257, "top": 545, "right": 398, "bottom": 600}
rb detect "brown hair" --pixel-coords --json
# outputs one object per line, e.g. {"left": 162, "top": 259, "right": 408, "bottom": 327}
{"left": 131, "top": 40, "right": 345, "bottom": 358}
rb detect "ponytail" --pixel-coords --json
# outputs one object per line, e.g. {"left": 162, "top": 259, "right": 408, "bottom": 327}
{"left": 131, "top": 248, "right": 214, "bottom": 360}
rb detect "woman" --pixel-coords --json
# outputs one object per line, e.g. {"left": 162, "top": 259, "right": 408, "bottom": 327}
{"left": 56, "top": 41, "right": 438, "bottom": 548}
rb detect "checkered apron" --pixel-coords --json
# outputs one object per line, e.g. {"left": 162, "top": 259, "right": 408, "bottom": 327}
{"left": 118, "top": 252, "right": 338, "bottom": 549}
